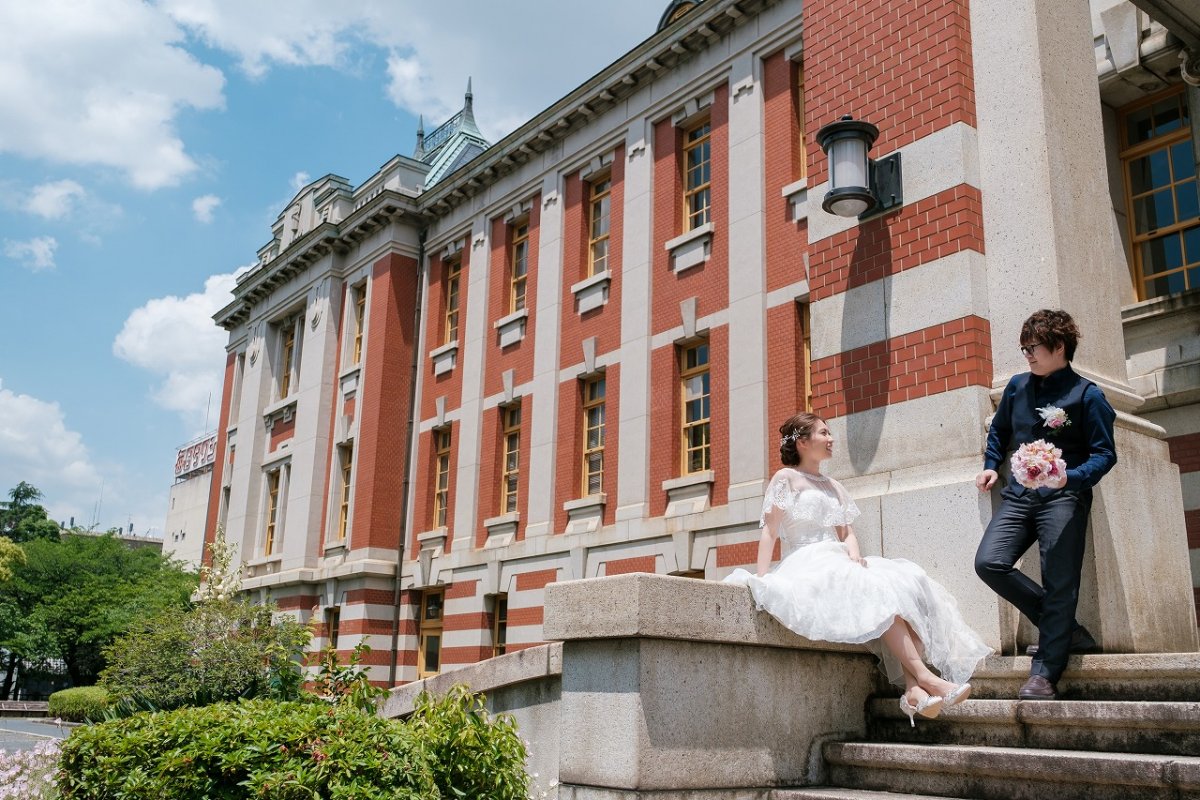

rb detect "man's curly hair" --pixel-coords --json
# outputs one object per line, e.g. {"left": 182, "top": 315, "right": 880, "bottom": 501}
{"left": 1021, "top": 309, "right": 1081, "bottom": 362}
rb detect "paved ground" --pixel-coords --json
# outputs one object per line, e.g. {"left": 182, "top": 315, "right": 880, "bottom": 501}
{"left": 0, "top": 718, "right": 70, "bottom": 753}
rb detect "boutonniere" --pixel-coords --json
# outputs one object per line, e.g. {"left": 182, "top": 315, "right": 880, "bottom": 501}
{"left": 1036, "top": 405, "right": 1071, "bottom": 432}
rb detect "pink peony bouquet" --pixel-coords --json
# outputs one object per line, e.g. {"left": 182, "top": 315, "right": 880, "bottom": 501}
{"left": 1010, "top": 439, "right": 1068, "bottom": 490}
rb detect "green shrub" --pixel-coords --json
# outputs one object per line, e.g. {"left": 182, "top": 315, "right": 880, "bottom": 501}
{"left": 47, "top": 686, "right": 109, "bottom": 722}
{"left": 57, "top": 699, "right": 438, "bottom": 799}
{"left": 409, "top": 685, "right": 530, "bottom": 800}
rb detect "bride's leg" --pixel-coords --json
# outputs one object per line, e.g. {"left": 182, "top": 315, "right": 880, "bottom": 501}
{"left": 881, "top": 617, "right": 956, "bottom": 696}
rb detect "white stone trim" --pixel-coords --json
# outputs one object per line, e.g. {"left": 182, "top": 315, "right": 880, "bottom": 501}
{"left": 665, "top": 222, "right": 715, "bottom": 274}
{"left": 493, "top": 308, "right": 528, "bottom": 347}
{"left": 662, "top": 470, "right": 714, "bottom": 517}
{"left": 563, "top": 494, "right": 606, "bottom": 535}
{"left": 483, "top": 513, "right": 520, "bottom": 548}
{"left": 782, "top": 178, "right": 808, "bottom": 222}
{"left": 338, "top": 365, "right": 361, "bottom": 397}
{"left": 417, "top": 527, "right": 448, "bottom": 557}
{"left": 765, "top": 279, "right": 809, "bottom": 310}
{"left": 808, "top": 249, "right": 989, "bottom": 360}
{"left": 570, "top": 270, "right": 612, "bottom": 314}
{"left": 649, "top": 309, "right": 728, "bottom": 351}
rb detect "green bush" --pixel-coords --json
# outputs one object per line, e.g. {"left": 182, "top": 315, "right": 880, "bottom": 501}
{"left": 47, "top": 686, "right": 109, "bottom": 722}
{"left": 57, "top": 699, "right": 438, "bottom": 799}
{"left": 409, "top": 685, "right": 530, "bottom": 800}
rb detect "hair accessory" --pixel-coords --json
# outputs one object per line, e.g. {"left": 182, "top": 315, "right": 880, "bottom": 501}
{"left": 780, "top": 430, "right": 802, "bottom": 446}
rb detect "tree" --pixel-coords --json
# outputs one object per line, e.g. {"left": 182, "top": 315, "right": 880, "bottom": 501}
{"left": 101, "top": 531, "right": 311, "bottom": 710}
{"left": 0, "top": 482, "right": 61, "bottom": 543}
{"left": 0, "top": 533, "right": 196, "bottom": 696}
{"left": 0, "top": 538, "right": 24, "bottom": 582}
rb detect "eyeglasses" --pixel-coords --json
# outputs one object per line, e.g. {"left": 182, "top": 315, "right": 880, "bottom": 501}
{"left": 1019, "top": 342, "right": 1043, "bottom": 356}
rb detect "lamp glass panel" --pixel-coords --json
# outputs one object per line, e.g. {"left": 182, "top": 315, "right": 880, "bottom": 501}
{"left": 830, "top": 197, "right": 871, "bottom": 217}
{"left": 829, "top": 137, "right": 869, "bottom": 189}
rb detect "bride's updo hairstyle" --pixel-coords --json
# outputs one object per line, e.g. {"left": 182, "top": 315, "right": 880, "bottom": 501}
{"left": 779, "top": 412, "right": 822, "bottom": 466}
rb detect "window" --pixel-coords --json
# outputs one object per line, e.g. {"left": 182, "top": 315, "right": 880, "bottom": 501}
{"left": 501, "top": 405, "right": 521, "bottom": 514}
{"left": 326, "top": 607, "right": 341, "bottom": 650}
{"left": 336, "top": 444, "right": 353, "bottom": 542}
{"left": 683, "top": 119, "right": 712, "bottom": 230}
{"left": 1121, "top": 86, "right": 1200, "bottom": 299}
{"left": 797, "top": 301, "right": 812, "bottom": 413}
{"left": 418, "top": 590, "right": 443, "bottom": 678}
{"left": 277, "top": 313, "right": 303, "bottom": 399}
{"left": 432, "top": 428, "right": 451, "bottom": 528}
{"left": 444, "top": 258, "right": 462, "bottom": 343}
{"left": 351, "top": 285, "right": 366, "bottom": 365}
{"left": 792, "top": 62, "right": 807, "bottom": 181}
{"left": 581, "top": 376, "right": 606, "bottom": 495}
{"left": 491, "top": 594, "right": 508, "bottom": 658}
{"left": 264, "top": 469, "right": 281, "bottom": 554}
{"left": 588, "top": 176, "right": 612, "bottom": 276}
{"left": 510, "top": 222, "right": 530, "bottom": 313}
{"left": 680, "top": 341, "right": 711, "bottom": 474}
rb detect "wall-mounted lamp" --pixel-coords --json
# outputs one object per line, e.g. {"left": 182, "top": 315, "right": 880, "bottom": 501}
{"left": 815, "top": 115, "right": 903, "bottom": 218}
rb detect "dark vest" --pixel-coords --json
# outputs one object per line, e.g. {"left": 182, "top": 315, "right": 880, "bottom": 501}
{"left": 1003, "top": 368, "right": 1095, "bottom": 490}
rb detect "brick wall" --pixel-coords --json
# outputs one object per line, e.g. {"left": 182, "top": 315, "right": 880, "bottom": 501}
{"left": 484, "top": 197, "right": 541, "bottom": 399}
{"left": 763, "top": 50, "right": 808, "bottom": 294}
{"left": 203, "top": 351, "right": 238, "bottom": 564}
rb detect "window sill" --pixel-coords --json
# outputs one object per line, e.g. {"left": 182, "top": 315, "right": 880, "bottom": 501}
{"left": 570, "top": 270, "right": 612, "bottom": 315}
{"left": 665, "top": 222, "right": 714, "bottom": 274}
{"left": 339, "top": 366, "right": 361, "bottom": 397}
{"left": 429, "top": 340, "right": 459, "bottom": 376}
{"left": 263, "top": 395, "right": 298, "bottom": 424}
{"left": 563, "top": 494, "right": 605, "bottom": 535}
{"left": 494, "top": 309, "right": 528, "bottom": 347}
{"left": 244, "top": 553, "right": 282, "bottom": 578}
{"left": 416, "top": 527, "right": 448, "bottom": 556}
{"left": 781, "top": 178, "right": 809, "bottom": 222}
{"left": 662, "top": 470, "right": 714, "bottom": 517}
{"left": 483, "top": 513, "right": 519, "bottom": 548}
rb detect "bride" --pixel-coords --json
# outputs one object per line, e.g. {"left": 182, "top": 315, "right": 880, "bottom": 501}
{"left": 725, "top": 412, "right": 991, "bottom": 724}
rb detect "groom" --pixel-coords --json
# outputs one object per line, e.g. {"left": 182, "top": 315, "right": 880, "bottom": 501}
{"left": 974, "top": 309, "right": 1117, "bottom": 700}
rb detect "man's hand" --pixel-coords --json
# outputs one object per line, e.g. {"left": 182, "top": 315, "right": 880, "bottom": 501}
{"left": 976, "top": 469, "right": 999, "bottom": 491}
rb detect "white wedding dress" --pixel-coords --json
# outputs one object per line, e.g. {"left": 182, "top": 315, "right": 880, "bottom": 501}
{"left": 724, "top": 468, "right": 991, "bottom": 686}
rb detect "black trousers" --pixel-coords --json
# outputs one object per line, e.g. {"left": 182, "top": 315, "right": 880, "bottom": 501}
{"left": 974, "top": 487, "right": 1092, "bottom": 683}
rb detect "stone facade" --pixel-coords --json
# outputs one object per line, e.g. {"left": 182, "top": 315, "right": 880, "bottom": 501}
{"left": 205, "top": 0, "right": 1200, "bottom": 685}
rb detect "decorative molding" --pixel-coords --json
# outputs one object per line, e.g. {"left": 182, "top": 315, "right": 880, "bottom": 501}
{"left": 502, "top": 369, "right": 516, "bottom": 404}
{"left": 483, "top": 513, "right": 519, "bottom": 549}
{"left": 680, "top": 297, "right": 698, "bottom": 340}
{"left": 571, "top": 270, "right": 612, "bottom": 314}
{"left": 582, "top": 337, "right": 598, "bottom": 375}
{"left": 563, "top": 494, "right": 606, "bottom": 535}
{"left": 435, "top": 396, "right": 447, "bottom": 427}
{"left": 430, "top": 340, "right": 459, "bottom": 375}
{"left": 662, "top": 470, "right": 714, "bottom": 517}
{"left": 494, "top": 309, "right": 528, "bottom": 348}
{"left": 665, "top": 222, "right": 714, "bottom": 273}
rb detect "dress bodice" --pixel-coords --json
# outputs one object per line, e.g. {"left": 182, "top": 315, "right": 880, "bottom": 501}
{"left": 760, "top": 469, "right": 861, "bottom": 556}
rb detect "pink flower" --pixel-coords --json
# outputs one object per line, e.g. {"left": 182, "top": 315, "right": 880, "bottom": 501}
{"left": 1010, "top": 439, "right": 1068, "bottom": 490}
{"left": 1036, "top": 405, "right": 1070, "bottom": 430}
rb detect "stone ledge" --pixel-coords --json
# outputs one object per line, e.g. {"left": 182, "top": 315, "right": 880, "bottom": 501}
{"left": 544, "top": 572, "right": 869, "bottom": 654}
{"left": 380, "top": 642, "right": 562, "bottom": 718}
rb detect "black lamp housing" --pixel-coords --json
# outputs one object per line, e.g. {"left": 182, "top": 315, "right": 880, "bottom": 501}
{"left": 816, "top": 115, "right": 904, "bottom": 219}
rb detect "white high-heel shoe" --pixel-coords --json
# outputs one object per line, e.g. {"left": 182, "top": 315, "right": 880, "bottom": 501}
{"left": 899, "top": 693, "right": 944, "bottom": 727}
{"left": 942, "top": 683, "right": 972, "bottom": 707}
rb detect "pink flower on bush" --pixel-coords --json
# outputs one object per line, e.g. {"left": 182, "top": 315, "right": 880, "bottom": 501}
{"left": 1011, "top": 439, "right": 1068, "bottom": 490}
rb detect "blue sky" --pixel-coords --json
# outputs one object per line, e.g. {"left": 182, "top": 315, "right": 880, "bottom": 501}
{"left": 0, "top": 0, "right": 663, "bottom": 535}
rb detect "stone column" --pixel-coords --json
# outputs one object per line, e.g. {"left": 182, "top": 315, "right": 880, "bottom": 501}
{"left": 970, "top": 0, "right": 1198, "bottom": 652}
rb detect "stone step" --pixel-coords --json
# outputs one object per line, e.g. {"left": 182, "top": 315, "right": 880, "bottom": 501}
{"left": 866, "top": 698, "right": 1200, "bottom": 757}
{"left": 824, "top": 742, "right": 1200, "bottom": 800}
{"left": 774, "top": 789, "right": 967, "bottom": 800}
{"left": 959, "top": 654, "right": 1200, "bottom": 701}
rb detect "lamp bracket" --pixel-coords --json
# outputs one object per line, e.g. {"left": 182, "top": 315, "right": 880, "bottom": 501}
{"left": 862, "top": 152, "right": 903, "bottom": 219}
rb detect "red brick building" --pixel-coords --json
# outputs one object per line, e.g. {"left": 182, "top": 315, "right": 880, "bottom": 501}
{"left": 207, "top": 0, "right": 1200, "bottom": 684}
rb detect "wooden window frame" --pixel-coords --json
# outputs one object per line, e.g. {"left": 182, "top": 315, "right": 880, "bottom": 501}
{"left": 581, "top": 376, "right": 606, "bottom": 496}
{"left": 336, "top": 443, "right": 353, "bottom": 542}
{"left": 432, "top": 427, "right": 452, "bottom": 528}
{"left": 682, "top": 118, "right": 712, "bottom": 231}
{"left": 491, "top": 593, "right": 508, "bottom": 658}
{"left": 278, "top": 314, "right": 301, "bottom": 399}
{"left": 264, "top": 469, "right": 281, "bottom": 555}
{"left": 418, "top": 589, "right": 444, "bottom": 679}
{"left": 680, "top": 340, "right": 711, "bottom": 475}
{"left": 791, "top": 61, "right": 807, "bottom": 182}
{"left": 501, "top": 404, "right": 522, "bottom": 514}
{"left": 326, "top": 606, "right": 341, "bottom": 650}
{"left": 443, "top": 257, "right": 462, "bottom": 344}
{"left": 1119, "top": 85, "right": 1199, "bottom": 299}
{"left": 510, "top": 222, "right": 530, "bottom": 313}
{"left": 797, "top": 301, "right": 812, "bottom": 413}
{"left": 351, "top": 285, "right": 366, "bottom": 365}
{"left": 588, "top": 175, "right": 612, "bottom": 277}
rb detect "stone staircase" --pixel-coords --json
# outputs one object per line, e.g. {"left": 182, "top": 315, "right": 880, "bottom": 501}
{"left": 775, "top": 654, "right": 1200, "bottom": 800}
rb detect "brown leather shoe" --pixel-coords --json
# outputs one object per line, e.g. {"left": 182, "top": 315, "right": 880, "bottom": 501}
{"left": 1018, "top": 675, "right": 1057, "bottom": 700}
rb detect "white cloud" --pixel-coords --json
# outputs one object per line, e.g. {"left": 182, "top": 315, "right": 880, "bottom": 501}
{"left": 290, "top": 171, "right": 311, "bottom": 192}
{"left": 27, "top": 179, "right": 86, "bottom": 219}
{"left": 0, "top": 379, "right": 104, "bottom": 527}
{"left": 0, "top": 0, "right": 224, "bottom": 189}
{"left": 4, "top": 236, "right": 58, "bottom": 271}
{"left": 192, "top": 194, "right": 222, "bottom": 223}
{"left": 113, "top": 272, "right": 241, "bottom": 430}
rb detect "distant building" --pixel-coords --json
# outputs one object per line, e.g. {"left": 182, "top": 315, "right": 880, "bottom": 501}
{"left": 204, "top": 0, "right": 1200, "bottom": 685}
{"left": 163, "top": 432, "right": 218, "bottom": 568}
